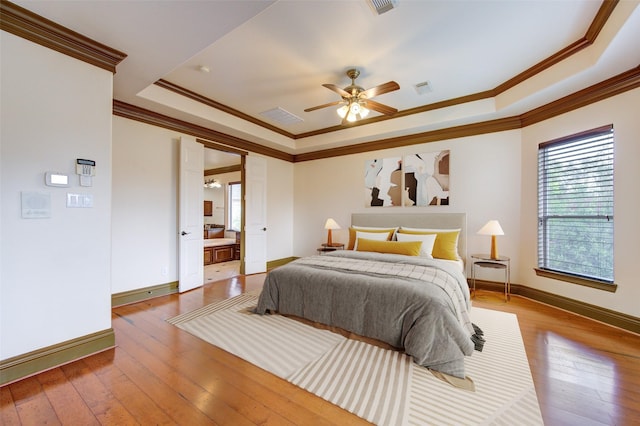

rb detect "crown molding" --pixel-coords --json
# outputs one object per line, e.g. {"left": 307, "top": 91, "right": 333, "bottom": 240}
{"left": 114, "top": 65, "right": 640, "bottom": 163}
{"left": 294, "top": 117, "right": 523, "bottom": 162}
{"left": 155, "top": 79, "right": 296, "bottom": 139}
{"left": 153, "top": 1, "right": 618, "bottom": 138}
{"left": 0, "top": 0, "right": 126, "bottom": 73}
{"left": 520, "top": 65, "right": 640, "bottom": 127}
{"left": 112, "top": 100, "right": 294, "bottom": 162}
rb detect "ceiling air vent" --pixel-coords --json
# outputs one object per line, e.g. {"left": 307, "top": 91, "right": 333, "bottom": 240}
{"left": 367, "top": 0, "right": 397, "bottom": 15}
{"left": 260, "top": 107, "right": 303, "bottom": 125}
{"left": 414, "top": 81, "right": 433, "bottom": 95}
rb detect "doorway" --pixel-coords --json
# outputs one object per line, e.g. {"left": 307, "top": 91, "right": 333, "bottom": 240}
{"left": 203, "top": 145, "right": 243, "bottom": 283}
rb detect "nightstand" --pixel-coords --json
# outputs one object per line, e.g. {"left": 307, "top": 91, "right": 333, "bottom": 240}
{"left": 317, "top": 243, "right": 344, "bottom": 255}
{"left": 470, "top": 254, "right": 511, "bottom": 301}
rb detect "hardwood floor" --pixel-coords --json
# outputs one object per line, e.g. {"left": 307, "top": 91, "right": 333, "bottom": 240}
{"left": 2, "top": 275, "right": 639, "bottom": 425}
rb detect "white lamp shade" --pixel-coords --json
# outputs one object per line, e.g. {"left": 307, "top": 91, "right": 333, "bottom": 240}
{"left": 477, "top": 220, "right": 504, "bottom": 236}
{"left": 324, "top": 218, "right": 341, "bottom": 230}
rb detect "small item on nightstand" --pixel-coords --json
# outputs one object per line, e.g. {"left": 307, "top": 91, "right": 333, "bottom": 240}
{"left": 324, "top": 218, "right": 342, "bottom": 247}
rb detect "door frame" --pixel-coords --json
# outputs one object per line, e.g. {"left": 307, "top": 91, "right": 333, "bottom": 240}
{"left": 200, "top": 140, "right": 248, "bottom": 274}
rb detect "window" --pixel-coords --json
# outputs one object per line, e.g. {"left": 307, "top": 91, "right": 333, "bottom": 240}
{"left": 537, "top": 125, "right": 614, "bottom": 286}
{"left": 228, "top": 181, "right": 242, "bottom": 231}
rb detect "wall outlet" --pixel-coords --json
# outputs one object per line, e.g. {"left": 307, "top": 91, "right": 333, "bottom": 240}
{"left": 161, "top": 266, "right": 168, "bottom": 276}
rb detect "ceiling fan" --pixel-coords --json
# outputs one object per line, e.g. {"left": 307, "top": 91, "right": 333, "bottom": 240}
{"left": 304, "top": 69, "right": 400, "bottom": 124}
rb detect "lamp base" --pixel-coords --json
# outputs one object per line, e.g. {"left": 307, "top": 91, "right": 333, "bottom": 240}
{"left": 490, "top": 235, "right": 499, "bottom": 259}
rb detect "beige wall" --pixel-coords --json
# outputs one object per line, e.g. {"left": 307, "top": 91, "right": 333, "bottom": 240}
{"left": 112, "top": 116, "right": 295, "bottom": 294}
{"left": 293, "top": 131, "right": 523, "bottom": 278}
{"left": 520, "top": 88, "right": 640, "bottom": 317}
{"left": 1, "top": 32, "right": 114, "bottom": 359}
{"left": 293, "top": 89, "right": 640, "bottom": 318}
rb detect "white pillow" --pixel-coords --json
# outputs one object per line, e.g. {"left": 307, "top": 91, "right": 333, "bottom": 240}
{"left": 396, "top": 232, "right": 437, "bottom": 258}
{"left": 400, "top": 227, "right": 461, "bottom": 233}
{"left": 353, "top": 230, "right": 392, "bottom": 250}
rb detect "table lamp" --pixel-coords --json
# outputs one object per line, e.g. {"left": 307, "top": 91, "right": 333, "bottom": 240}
{"left": 324, "top": 218, "right": 341, "bottom": 247}
{"left": 477, "top": 220, "right": 504, "bottom": 259}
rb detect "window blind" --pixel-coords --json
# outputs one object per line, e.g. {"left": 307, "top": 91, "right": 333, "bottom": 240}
{"left": 538, "top": 125, "right": 614, "bottom": 283}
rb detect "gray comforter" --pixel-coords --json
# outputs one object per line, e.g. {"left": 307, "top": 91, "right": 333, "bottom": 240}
{"left": 255, "top": 250, "right": 476, "bottom": 378}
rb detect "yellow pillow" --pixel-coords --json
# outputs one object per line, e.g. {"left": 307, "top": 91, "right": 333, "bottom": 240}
{"left": 347, "top": 227, "right": 395, "bottom": 250}
{"left": 356, "top": 238, "right": 422, "bottom": 256}
{"left": 397, "top": 229, "right": 460, "bottom": 260}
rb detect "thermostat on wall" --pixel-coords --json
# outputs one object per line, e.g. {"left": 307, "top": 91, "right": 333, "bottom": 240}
{"left": 45, "top": 171, "right": 69, "bottom": 187}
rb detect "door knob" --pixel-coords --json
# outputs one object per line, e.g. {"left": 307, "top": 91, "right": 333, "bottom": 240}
{"left": 181, "top": 231, "right": 190, "bottom": 236}
{"left": 262, "top": 227, "right": 267, "bottom": 231}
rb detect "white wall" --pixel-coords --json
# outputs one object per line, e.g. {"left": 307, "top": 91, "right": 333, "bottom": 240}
{"left": 111, "top": 117, "right": 179, "bottom": 294}
{"left": 520, "top": 88, "right": 640, "bottom": 317}
{"left": 0, "top": 32, "right": 113, "bottom": 359}
{"left": 112, "top": 117, "right": 295, "bottom": 294}
{"left": 293, "top": 130, "right": 523, "bottom": 280}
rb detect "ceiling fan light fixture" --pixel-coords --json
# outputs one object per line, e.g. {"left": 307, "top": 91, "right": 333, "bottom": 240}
{"left": 359, "top": 104, "right": 370, "bottom": 118}
{"left": 337, "top": 104, "right": 349, "bottom": 118}
{"left": 204, "top": 179, "right": 221, "bottom": 189}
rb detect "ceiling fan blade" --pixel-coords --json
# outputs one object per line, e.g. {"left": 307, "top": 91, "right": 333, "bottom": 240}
{"left": 304, "top": 100, "right": 343, "bottom": 112}
{"left": 362, "top": 99, "right": 398, "bottom": 115}
{"left": 360, "top": 81, "right": 400, "bottom": 99}
{"left": 322, "top": 83, "right": 351, "bottom": 98}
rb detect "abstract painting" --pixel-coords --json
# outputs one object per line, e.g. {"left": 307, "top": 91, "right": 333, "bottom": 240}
{"left": 403, "top": 150, "right": 450, "bottom": 206}
{"left": 364, "top": 157, "right": 402, "bottom": 207}
{"left": 365, "top": 150, "right": 450, "bottom": 207}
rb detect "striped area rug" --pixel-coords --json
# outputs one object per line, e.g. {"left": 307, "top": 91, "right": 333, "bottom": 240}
{"left": 167, "top": 293, "right": 543, "bottom": 425}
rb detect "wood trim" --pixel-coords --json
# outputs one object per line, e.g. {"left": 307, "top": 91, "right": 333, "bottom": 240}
{"left": 0, "top": 328, "right": 115, "bottom": 386}
{"left": 294, "top": 117, "right": 523, "bottom": 162}
{"left": 538, "top": 124, "right": 613, "bottom": 149}
{"left": 197, "top": 138, "right": 248, "bottom": 157}
{"left": 534, "top": 268, "right": 617, "bottom": 292}
{"left": 156, "top": 80, "right": 296, "bottom": 139}
{"left": 205, "top": 164, "right": 241, "bottom": 176}
{"left": 0, "top": 0, "right": 127, "bottom": 73}
{"left": 266, "top": 257, "right": 297, "bottom": 271}
{"left": 113, "top": 100, "right": 294, "bottom": 162}
{"left": 297, "top": 67, "right": 639, "bottom": 162}
{"left": 294, "top": 90, "right": 497, "bottom": 139}
{"left": 111, "top": 281, "right": 179, "bottom": 307}
{"left": 493, "top": 0, "right": 618, "bottom": 94}
{"left": 520, "top": 65, "right": 640, "bottom": 127}
{"left": 149, "top": 1, "right": 619, "bottom": 139}
{"left": 470, "top": 279, "right": 639, "bottom": 334}
{"left": 585, "top": 0, "right": 619, "bottom": 41}
{"left": 115, "top": 66, "right": 640, "bottom": 164}
{"left": 5, "top": 0, "right": 632, "bottom": 158}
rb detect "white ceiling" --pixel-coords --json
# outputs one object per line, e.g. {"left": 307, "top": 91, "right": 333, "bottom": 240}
{"left": 12, "top": 0, "right": 640, "bottom": 167}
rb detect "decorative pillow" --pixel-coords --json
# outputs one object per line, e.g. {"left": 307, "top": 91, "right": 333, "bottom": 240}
{"left": 397, "top": 229, "right": 460, "bottom": 260}
{"left": 348, "top": 227, "right": 396, "bottom": 250}
{"left": 352, "top": 230, "right": 394, "bottom": 250}
{"left": 395, "top": 232, "right": 437, "bottom": 258}
{"left": 355, "top": 238, "right": 422, "bottom": 256}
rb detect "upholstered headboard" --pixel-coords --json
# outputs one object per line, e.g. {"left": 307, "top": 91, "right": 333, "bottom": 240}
{"left": 351, "top": 213, "right": 467, "bottom": 262}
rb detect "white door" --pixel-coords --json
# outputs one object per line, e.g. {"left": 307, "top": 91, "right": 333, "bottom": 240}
{"left": 244, "top": 155, "right": 267, "bottom": 274}
{"left": 178, "top": 136, "right": 204, "bottom": 292}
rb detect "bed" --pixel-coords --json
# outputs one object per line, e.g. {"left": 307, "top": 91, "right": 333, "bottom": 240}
{"left": 255, "top": 213, "right": 482, "bottom": 379}
{"left": 203, "top": 226, "right": 238, "bottom": 265}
